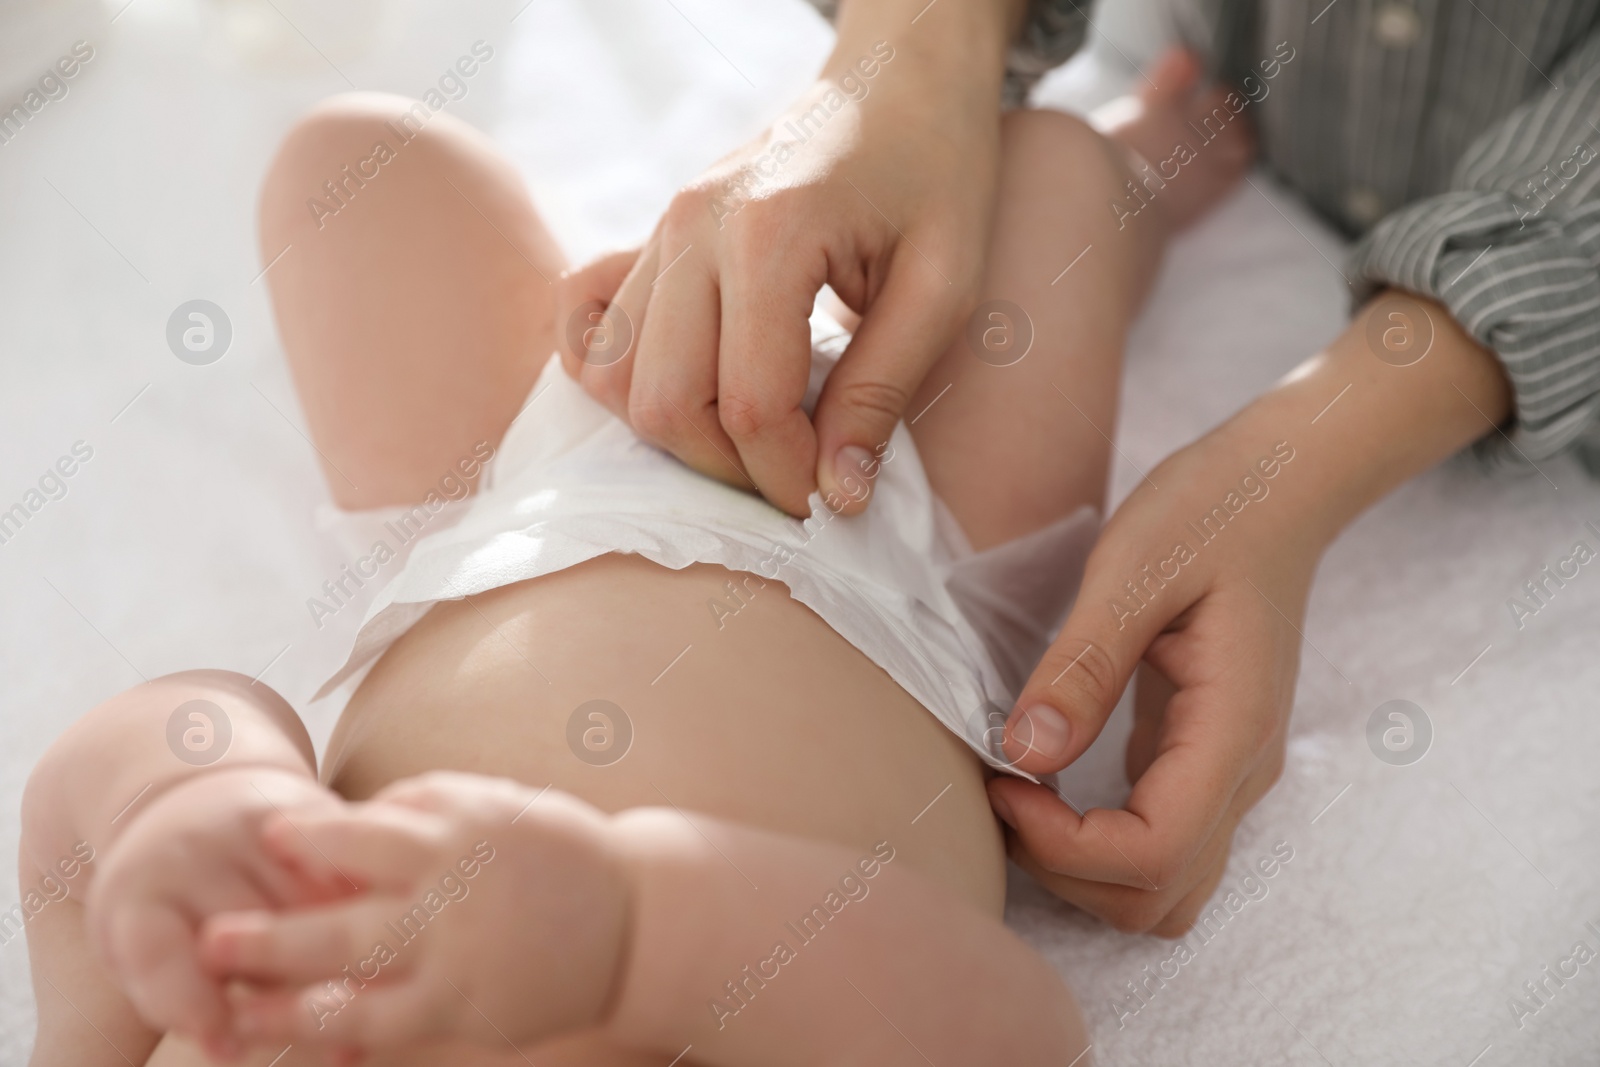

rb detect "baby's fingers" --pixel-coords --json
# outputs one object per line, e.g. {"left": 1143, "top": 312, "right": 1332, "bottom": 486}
{"left": 104, "top": 903, "right": 230, "bottom": 1043}
{"left": 201, "top": 897, "right": 414, "bottom": 985}
{"left": 229, "top": 974, "right": 438, "bottom": 1048}
{"left": 261, "top": 806, "right": 447, "bottom": 892}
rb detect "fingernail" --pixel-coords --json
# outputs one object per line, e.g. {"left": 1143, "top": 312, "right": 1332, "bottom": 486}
{"left": 989, "top": 790, "right": 1017, "bottom": 829}
{"left": 832, "top": 446, "right": 874, "bottom": 503}
{"left": 1009, "top": 704, "right": 1072, "bottom": 761}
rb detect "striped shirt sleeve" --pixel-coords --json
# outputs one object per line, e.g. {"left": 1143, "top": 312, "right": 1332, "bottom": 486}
{"left": 800, "top": 0, "right": 1088, "bottom": 107}
{"left": 1347, "top": 26, "right": 1600, "bottom": 472}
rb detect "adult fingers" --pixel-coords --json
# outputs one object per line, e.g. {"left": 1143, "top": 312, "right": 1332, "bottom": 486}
{"left": 1000, "top": 764, "right": 1253, "bottom": 935}
{"left": 1004, "top": 807, "right": 1234, "bottom": 936}
{"left": 990, "top": 670, "right": 1260, "bottom": 891}
{"left": 1148, "top": 846, "right": 1232, "bottom": 938}
{"left": 1125, "top": 659, "right": 1175, "bottom": 782}
{"left": 988, "top": 782, "right": 1166, "bottom": 890}
{"left": 1144, "top": 743, "right": 1287, "bottom": 938}
{"left": 810, "top": 244, "right": 962, "bottom": 513}
{"left": 1098, "top": 601, "right": 1284, "bottom": 887}
{"left": 1002, "top": 588, "right": 1291, "bottom": 909}
{"left": 1000, "top": 548, "right": 1181, "bottom": 776}
{"left": 630, "top": 242, "right": 752, "bottom": 489}
{"left": 714, "top": 210, "right": 825, "bottom": 515}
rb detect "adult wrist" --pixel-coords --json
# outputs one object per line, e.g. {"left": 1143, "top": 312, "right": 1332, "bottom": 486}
{"left": 827, "top": 0, "right": 1016, "bottom": 93}
{"left": 1217, "top": 291, "right": 1511, "bottom": 551}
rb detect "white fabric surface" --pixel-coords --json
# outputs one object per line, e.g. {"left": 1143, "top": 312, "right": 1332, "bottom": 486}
{"left": 1, "top": 0, "right": 1596, "bottom": 1063}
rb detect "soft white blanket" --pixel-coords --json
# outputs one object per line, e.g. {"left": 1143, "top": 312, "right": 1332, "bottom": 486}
{"left": 1, "top": 0, "right": 1595, "bottom": 1063}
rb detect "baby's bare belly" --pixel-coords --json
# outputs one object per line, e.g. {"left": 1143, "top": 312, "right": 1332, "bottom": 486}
{"left": 303, "top": 554, "right": 1002, "bottom": 1067}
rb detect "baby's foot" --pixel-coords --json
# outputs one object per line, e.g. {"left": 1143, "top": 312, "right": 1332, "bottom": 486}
{"left": 1092, "top": 48, "right": 1257, "bottom": 232}
{"left": 200, "top": 772, "right": 632, "bottom": 1054}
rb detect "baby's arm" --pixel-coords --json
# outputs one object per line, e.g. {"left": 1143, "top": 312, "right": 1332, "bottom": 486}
{"left": 21, "top": 670, "right": 330, "bottom": 1051}
{"left": 206, "top": 774, "right": 1088, "bottom": 1065}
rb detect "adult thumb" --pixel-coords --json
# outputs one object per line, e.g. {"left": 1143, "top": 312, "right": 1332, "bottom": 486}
{"left": 811, "top": 258, "right": 959, "bottom": 514}
{"left": 1002, "top": 561, "right": 1172, "bottom": 775}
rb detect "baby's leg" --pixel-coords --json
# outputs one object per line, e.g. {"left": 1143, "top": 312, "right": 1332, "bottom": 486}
{"left": 20, "top": 672, "right": 318, "bottom": 1067}
{"left": 606, "top": 807, "right": 1088, "bottom": 1064}
{"left": 208, "top": 785, "right": 1087, "bottom": 1064}
{"left": 24, "top": 97, "right": 554, "bottom": 1066}
{"left": 247, "top": 95, "right": 1087, "bottom": 1065}
{"left": 908, "top": 108, "right": 1168, "bottom": 549}
{"left": 258, "top": 92, "right": 562, "bottom": 508}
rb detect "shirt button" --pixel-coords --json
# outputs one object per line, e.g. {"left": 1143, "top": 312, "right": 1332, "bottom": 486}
{"left": 1343, "top": 185, "right": 1385, "bottom": 227}
{"left": 1374, "top": 3, "right": 1423, "bottom": 48}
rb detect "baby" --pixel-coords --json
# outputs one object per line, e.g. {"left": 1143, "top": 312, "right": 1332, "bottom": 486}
{"left": 19, "top": 51, "right": 1250, "bottom": 1066}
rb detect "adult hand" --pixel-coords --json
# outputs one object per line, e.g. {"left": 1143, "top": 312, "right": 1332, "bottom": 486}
{"left": 988, "top": 292, "right": 1513, "bottom": 935}
{"left": 995, "top": 422, "right": 1310, "bottom": 936}
{"left": 557, "top": 0, "right": 1021, "bottom": 516}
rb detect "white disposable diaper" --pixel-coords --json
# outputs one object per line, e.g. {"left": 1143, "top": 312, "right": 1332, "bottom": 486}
{"left": 317, "top": 315, "right": 1098, "bottom": 776}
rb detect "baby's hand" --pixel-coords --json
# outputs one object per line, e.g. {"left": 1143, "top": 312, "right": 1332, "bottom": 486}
{"left": 86, "top": 766, "right": 350, "bottom": 1056}
{"left": 201, "top": 772, "right": 631, "bottom": 1053}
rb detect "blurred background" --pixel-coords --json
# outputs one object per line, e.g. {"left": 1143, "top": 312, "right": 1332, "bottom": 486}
{"left": 2, "top": 0, "right": 1597, "bottom": 1063}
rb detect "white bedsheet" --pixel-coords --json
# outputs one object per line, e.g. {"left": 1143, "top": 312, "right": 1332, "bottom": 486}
{"left": 1, "top": 0, "right": 1596, "bottom": 1063}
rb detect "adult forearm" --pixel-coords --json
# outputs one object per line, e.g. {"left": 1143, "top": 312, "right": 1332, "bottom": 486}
{"left": 828, "top": 0, "right": 1020, "bottom": 91}
{"left": 1212, "top": 291, "right": 1512, "bottom": 552}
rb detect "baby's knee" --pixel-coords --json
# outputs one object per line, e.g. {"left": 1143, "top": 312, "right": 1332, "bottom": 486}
{"left": 260, "top": 91, "right": 492, "bottom": 236}
{"left": 262, "top": 92, "right": 413, "bottom": 219}
{"left": 22, "top": 671, "right": 307, "bottom": 849}
{"left": 1001, "top": 107, "right": 1134, "bottom": 195}
{"left": 275, "top": 91, "right": 438, "bottom": 162}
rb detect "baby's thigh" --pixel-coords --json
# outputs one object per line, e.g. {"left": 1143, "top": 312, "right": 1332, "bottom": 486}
{"left": 324, "top": 555, "right": 1006, "bottom": 915}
